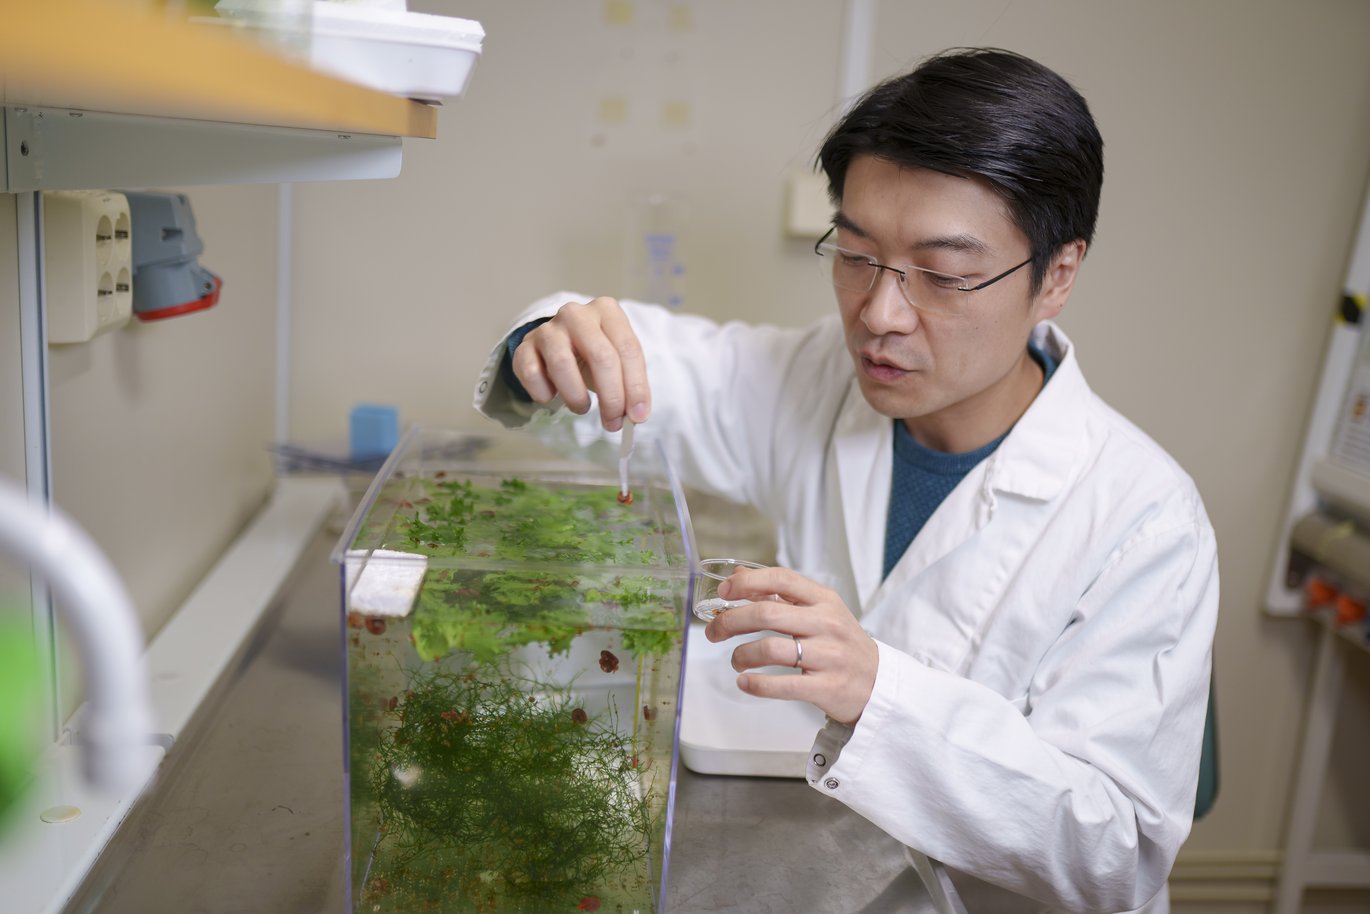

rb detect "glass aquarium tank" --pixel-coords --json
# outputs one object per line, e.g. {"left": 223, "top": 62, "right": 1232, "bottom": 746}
{"left": 333, "top": 427, "right": 695, "bottom": 914}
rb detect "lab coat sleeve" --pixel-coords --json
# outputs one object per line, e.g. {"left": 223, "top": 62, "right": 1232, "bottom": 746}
{"left": 473, "top": 291, "right": 832, "bottom": 512}
{"left": 473, "top": 291, "right": 580, "bottom": 427}
{"left": 814, "top": 508, "right": 1219, "bottom": 913}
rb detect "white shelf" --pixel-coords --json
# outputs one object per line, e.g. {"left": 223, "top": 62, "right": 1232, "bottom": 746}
{"left": 2, "top": 105, "right": 402, "bottom": 192}
{"left": 145, "top": 477, "right": 341, "bottom": 741}
{"left": 0, "top": 742, "right": 166, "bottom": 914}
{"left": 1, "top": 0, "right": 441, "bottom": 192}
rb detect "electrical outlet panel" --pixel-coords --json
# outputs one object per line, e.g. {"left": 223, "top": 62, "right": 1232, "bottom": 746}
{"left": 43, "top": 191, "right": 134, "bottom": 345}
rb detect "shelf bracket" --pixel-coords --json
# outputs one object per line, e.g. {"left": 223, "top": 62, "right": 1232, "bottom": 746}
{"left": 2, "top": 106, "right": 402, "bottom": 192}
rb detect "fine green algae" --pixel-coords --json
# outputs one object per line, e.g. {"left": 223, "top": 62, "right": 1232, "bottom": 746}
{"left": 363, "top": 672, "right": 653, "bottom": 912}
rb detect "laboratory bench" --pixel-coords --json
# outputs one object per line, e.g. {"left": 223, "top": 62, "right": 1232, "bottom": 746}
{"left": 63, "top": 513, "right": 916, "bottom": 914}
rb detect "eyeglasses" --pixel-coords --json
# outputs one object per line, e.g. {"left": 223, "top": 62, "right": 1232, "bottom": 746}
{"left": 814, "top": 226, "right": 1032, "bottom": 313}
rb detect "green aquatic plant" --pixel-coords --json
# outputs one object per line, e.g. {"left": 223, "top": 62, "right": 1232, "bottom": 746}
{"left": 365, "top": 476, "right": 683, "bottom": 665}
{"left": 396, "top": 476, "right": 662, "bottom": 566}
{"left": 363, "top": 671, "right": 654, "bottom": 912}
{"left": 410, "top": 573, "right": 590, "bottom": 663}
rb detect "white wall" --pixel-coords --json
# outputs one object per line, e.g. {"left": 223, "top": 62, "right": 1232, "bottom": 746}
{"left": 287, "top": 0, "right": 844, "bottom": 442}
{"left": 45, "top": 184, "right": 280, "bottom": 718}
{"left": 284, "top": 0, "right": 1370, "bottom": 906}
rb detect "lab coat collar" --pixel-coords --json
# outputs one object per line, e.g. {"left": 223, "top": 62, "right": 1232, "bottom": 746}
{"left": 981, "top": 321, "right": 1088, "bottom": 503}
{"left": 833, "top": 320, "right": 1088, "bottom": 609}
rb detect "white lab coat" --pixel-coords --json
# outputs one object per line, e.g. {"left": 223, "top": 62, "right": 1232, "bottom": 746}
{"left": 474, "top": 293, "right": 1219, "bottom": 914}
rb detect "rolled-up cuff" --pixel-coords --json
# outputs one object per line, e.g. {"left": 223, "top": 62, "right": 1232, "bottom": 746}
{"left": 472, "top": 293, "right": 587, "bottom": 427}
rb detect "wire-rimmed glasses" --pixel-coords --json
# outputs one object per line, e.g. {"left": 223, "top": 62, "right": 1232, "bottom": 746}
{"left": 814, "top": 226, "right": 1031, "bottom": 313}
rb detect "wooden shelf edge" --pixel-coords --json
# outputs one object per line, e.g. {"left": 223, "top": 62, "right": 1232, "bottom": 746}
{"left": 1, "top": 0, "right": 437, "bottom": 139}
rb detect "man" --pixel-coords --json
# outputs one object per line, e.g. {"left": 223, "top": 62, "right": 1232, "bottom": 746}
{"left": 474, "top": 47, "right": 1218, "bottom": 913}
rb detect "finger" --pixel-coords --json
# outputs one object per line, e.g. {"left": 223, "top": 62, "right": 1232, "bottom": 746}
{"left": 574, "top": 330, "right": 627, "bottom": 431}
{"left": 730, "top": 634, "right": 804, "bottom": 672}
{"left": 706, "top": 598, "right": 813, "bottom": 641}
{"left": 597, "top": 304, "right": 651, "bottom": 423}
{"left": 533, "top": 321, "right": 593, "bottom": 415}
{"left": 719, "top": 566, "right": 832, "bottom": 606}
{"left": 511, "top": 335, "right": 555, "bottom": 404}
{"left": 736, "top": 671, "right": 812, "bottom": 703}
{"left": 554, "top": 301, "right": 627, "bottom": 427}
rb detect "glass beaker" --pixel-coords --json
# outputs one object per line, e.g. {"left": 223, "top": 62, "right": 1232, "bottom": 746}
{"left": 692, "top": 558, "right": 769, "bottom": 621}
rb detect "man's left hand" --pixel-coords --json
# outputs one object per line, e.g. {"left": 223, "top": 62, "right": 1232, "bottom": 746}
{"left": 704, "top": 566, "right": 878, "bottom": 726}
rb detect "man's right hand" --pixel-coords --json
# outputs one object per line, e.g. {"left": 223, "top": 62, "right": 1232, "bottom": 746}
{"left": 510, "top": 296, "right": 652, "bottom": 432}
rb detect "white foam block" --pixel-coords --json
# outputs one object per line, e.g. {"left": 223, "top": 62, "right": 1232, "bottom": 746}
{"left": 344, "top": 549, "right": 428, "bottom": 618}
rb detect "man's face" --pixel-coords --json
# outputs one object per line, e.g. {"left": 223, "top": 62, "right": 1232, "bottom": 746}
{"left": 833, "top": 155, "right": 1072, "bottom": 451}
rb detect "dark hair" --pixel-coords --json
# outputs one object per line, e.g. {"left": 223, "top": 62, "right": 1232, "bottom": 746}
{"left": 817, "top": 48, "right": 1103, "bottom": 292}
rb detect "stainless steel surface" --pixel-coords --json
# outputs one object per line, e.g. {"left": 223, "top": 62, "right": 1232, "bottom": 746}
{"left": 66, "top": 525, "right": 915, "bottom": 914}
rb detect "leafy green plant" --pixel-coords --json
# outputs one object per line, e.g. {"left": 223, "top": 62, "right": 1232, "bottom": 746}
{"left": 364, "top": 476, "right": 683, "bottom": 665}
{"left": 396, "top": 477, "right": 661, "bottom": 566}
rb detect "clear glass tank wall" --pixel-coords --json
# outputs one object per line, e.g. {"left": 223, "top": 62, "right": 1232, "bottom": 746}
{"left": 334, "top": 428, "right": 695, "bottom": 914}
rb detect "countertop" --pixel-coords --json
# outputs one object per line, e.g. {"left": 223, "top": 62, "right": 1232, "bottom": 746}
{"left": 64, "top": 519, "right": 917, "bottom": 914}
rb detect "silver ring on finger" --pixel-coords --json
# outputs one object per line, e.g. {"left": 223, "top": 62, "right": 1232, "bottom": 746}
{"left": 793, "top": 635, "right": 804, "bottom": 669}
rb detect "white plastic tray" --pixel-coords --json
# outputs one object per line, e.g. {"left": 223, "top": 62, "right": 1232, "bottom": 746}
{"left": 200, "top": 2, "right": 484, "bottom": 102}
{"left": 679, "top": 623, "right": 826, "bottom": 778}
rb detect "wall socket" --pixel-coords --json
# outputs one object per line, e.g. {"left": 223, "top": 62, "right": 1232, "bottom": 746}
{"left": 43, "top": 191, "right": 134, "bottom": 345}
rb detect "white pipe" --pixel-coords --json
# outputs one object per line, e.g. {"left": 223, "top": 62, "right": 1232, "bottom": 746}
{"left": 16, "top": 191, "right": 60, "bottom": 742}
{"left": 838, "top": 0, "right": 878, "bottom": 113}
{"left": 0, "top": 479, "right": 153, "bottom": 791}
{"left": 275, "top": 183, "right": 293, "bottom": 448}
